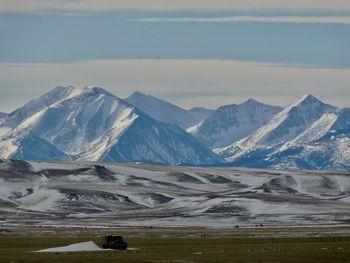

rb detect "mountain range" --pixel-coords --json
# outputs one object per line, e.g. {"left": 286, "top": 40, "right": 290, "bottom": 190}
{"left": 0, "top": 86, "right": 220, "bottom": 165}
{"left": 0, "top": 86, "right": 349, "bottom": 171}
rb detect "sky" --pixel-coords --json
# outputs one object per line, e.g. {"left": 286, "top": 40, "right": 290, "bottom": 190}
{"left": 0, "top": 0, "right": 349, "bottom": 112}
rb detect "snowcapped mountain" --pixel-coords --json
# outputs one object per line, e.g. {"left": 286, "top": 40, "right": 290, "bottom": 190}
{"left": 0, "top": 86, "right": 221, "bottom": 165}
{"left": 125, "top": 92, "right": 210, "bottom": 129}
{"left": 264, "top": 108, "right": 350, "bottom": 171}
{"left": 219, "top": 95, "right": 337, "bottom": 163}
{"left": 189, "top": 99, "right": 282, "bottom": 149}
{"left": 282, "top": 108, "right": 350, "bottom": 148}
{"left": 1, "top": 89, "right": 349, "bottom": 171}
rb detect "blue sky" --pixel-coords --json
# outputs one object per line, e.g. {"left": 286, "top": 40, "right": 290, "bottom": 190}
{"left": 0, "top": 1, "right": 350, "bottom": 112}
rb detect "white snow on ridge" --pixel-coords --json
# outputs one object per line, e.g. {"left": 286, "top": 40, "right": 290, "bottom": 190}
{"left": 189, "top": 99, "right": 282, "bottom": 149}
{"left": 280, "top": 113, "right": 338, "bottom": 151}
{"left": 217, "top": 95, "right": 340, "bottom": 165}
{"left": 0, "top": 86, "right": 220, "bottom": 166}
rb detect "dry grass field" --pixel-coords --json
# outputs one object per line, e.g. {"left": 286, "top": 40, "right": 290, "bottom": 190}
{"left": 1, "top": 226, "right": 350, "bottom": 263}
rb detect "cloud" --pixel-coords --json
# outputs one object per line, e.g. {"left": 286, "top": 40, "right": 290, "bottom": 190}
{"left": 0, "top": 59, "right": 349, "bottom": 112}
{"left": 132, "top": 16, "right": 350, "bottom": 24}
{"left": 1, "top": 0, "right": 350, "bottom": 13}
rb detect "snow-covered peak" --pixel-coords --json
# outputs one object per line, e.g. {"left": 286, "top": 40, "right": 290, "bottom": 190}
{"left": 0, "top": 86, "right": 138, "bottom": 160}
{"left": 190, "top": 100, "right": 282, "bottom": 149}
{"left": 126, "top": 91, "right": 199, "bottom": 129}
{"left": 292, "top": 94, "right": 321, "bottom": 107}
{"left": 266, "top": 107, "right": 350, "bottom": 171}
{"left": 248, "top": 95, "right": 336, "bottom": 145}
{"left": 83, "top": 86, "right": 116, "bottom": 98}
{"left": 283, "top": 95, "right": 335, "bottom": 118}
{"left": 218, "top": 95, "right": 338, "bottom": 162}
{"left": 241, "top": 98, "right": 260, "bottom": 106}
{"left": 4, "top": 86, "right": 86, "bottom": 128}
{"left": 41, "top": 85, "right": 86, "bottom": 101}
{"left": 0, "top": 86, "right": 221, "bottom": 166}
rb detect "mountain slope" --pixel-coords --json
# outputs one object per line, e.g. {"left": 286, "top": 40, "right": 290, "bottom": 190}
{"left": 189, "top": 107, "right": 214, "bottom": 122}
{"left": 189, "top": 99, "right": 282, "bottom": 149}
{"left": 0, "top": 112, "right": 7, "bottom": 119}
{"left": 125, "top": 92, "right": 209, "bottom": 129}
{"left": 0, "top": 86, "right": 221, "bottom": 165}
{"left": 101, "top": 114, "right": 221, "bottom": 165}
{"left": 265, "top": 108, "right": 350, "bottom": 171}
{"left": 219, "top": 95, "right": 337, "bottom": 162}
{"left": 0, "top": 112, "right": 7, "bottom": 126}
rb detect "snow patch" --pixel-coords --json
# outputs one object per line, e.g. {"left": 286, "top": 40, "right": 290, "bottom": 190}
{"left": 34, "top": 241, "right": 105, "bottom": 253}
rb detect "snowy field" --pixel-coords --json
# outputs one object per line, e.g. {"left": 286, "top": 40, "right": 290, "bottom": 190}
{"left": 1, "top": 159, "right": 350, "bottom": 228}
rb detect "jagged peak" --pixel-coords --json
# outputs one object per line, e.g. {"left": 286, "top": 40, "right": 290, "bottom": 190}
{"left": 129, "top": 91, "right": 146, "bottom": 97}
{"left": 83, "top": 86, "right": 116, "bottom": 98}
{"left": 50, "top": 85, "right": 115, "bottom": 98}
{"left": 51, "top": 85, "right": 76, "bottom": 93}
{"left": 282, "top": 94, "right": 337, "bottom": 117}
{"left": 291, "top": 94, "right": 322, "bottom": 107}
{"left": 127, "top": 91, "right": 158, "bottom": 101}
{"left": 241, "top": 98, "right": 260, "bottom": 105}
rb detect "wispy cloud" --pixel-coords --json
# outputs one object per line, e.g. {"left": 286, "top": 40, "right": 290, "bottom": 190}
{"left": 132, "top": 16, "right": 350, "bottom": 24}
{"left": 1, "top": 0, "right": 350, "bottom": 13}
{"left": 0, "top": 59, "right": 349, "bottom": 112}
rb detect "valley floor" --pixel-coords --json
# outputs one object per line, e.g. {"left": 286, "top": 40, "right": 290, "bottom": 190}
{"left": 1, "top": 226, "right": 350, "bottom": 263}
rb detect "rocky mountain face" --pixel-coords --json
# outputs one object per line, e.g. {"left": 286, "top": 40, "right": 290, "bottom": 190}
{"left": 189, "top": 99, "right": 282, "bottom": 149}
{"left": 264, "top": 108, "right": 350, "bottom": 170}
{"left": 188, "top": 107, "right": 214, "bottom": 123}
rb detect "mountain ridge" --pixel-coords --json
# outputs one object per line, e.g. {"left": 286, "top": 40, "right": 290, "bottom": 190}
{"left": 219, "top": 94, "right": 338, "bottom": 162}
{"left": 125, "top": 91, "right": 212, "bottom": 129}
{"left": 0, "top": 88, "right": 349, "bottom": 171}
{"left": 0, "top": 86, "right": 221, "bottom": 166}
{"left": 189, "top": 99, "right": 283, "bottom": 149}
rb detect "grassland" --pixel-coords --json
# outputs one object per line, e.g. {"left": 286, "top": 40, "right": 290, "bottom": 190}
{"left": 1, "top": 226, "right": 350, "bottom": 263}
